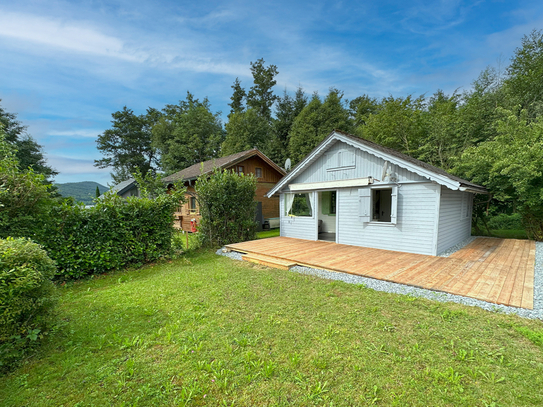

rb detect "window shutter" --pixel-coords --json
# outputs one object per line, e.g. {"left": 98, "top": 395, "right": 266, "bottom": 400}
{"left": 321, "top": 191, "right": 331, "bottom": 215}
{"left": 390, "top": 186, "right": 398, "bottom": 224}
{"left": 358, "top": 188, "right": 371, "bottom": 223}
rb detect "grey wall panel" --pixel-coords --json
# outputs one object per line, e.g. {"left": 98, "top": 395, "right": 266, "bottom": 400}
{"left": 337, "top": 183, "right": 439, "bottom": 255}
{"left": 292, "top": 141, "right": 427, "bottom": 185}
{"left": 436, "top": 187, "right": 472, "bottom": 254}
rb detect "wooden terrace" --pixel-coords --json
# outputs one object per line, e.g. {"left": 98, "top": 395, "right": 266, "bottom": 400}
{"left": 225, "top": 237, "right": 536, "bottom": 309}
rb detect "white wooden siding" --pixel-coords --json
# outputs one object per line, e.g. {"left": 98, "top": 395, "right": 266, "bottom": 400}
{"left": 279, "top": 193, "right": 317, "bottom": 240}
{"left": 338, "top": 183, "right": 440, "bottom": 255}
{"left": 436, "top": 187, "right": 473, "bottom": 254}
{"left": 292, "top": 141, "right": 427, "bottom": 185}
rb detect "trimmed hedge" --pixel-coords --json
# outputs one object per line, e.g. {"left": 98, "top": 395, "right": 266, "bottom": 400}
{"left": 196, "top": 168, "right": 257, "bottom": 247}
{"left": 42, "top": 191, "right": 183, "bottom": 279}
{"left": 0, "top": 238, "right": 57, "bottom": 370}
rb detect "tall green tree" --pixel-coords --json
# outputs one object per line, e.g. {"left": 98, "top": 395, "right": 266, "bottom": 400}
{"left": 95, "top": 106, "right": 161, "bottom": 183}
{"left": 222, "top": 108, "right": 270, "bottom": 156}
{"left": 505, "top": 29, "right": 543, "bottom": 116}
{"left": 362, "top": 95, "right": 425, "bottom": 156}
{"left": 417, "top": 90, "right": 461, "bottom": 169}
{"left": 152, "top": 92, "right": 224, "bottom": 174}
{"left": 268, "top": 87, "right": 308, "bottom": 165}
{"left": 349, "top": 94, "right": 380, "bottom": 131}
{"left": 288, "top": 89, "right": 352, "bottom": 164}
{"left": 0, "top": 101, "right": 57, "bottom": 180}
{"left": 454, "top": 109, "right": 543, "bottom": 240}
{"left": 246, "top": 58, "right": 279, "bottom": 121}
{"left": 228, "top": 77, "right": 246, "bottom": 117}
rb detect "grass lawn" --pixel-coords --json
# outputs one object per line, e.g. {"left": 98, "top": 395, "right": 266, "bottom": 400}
{"left": 257, "top": 229, "right": 280, "bottom": 239}
{"left": 472, "top": 228, "right": 528, "bottom": 240}
{"left": 1, "top": 250, "right": 543, "bottom": 406}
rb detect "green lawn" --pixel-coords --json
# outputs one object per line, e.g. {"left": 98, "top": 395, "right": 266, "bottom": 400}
{"left": 257, "top": 228, "right": 280, "bottom": 239}
{"left": 473, "top": 229, "right": 528, "bottom": 240}
{"left": 1, "top": 250, "right": 543, "bottom": 406}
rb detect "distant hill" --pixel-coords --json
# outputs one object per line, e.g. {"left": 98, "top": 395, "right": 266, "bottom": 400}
{"left": 55, "top": 181, "right": 109, "bottom": 205}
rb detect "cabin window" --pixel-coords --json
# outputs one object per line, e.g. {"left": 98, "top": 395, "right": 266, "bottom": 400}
{"left": 359, "top": 186, "right": 398, "bottom": 224}
{"left": 285, "top": 193, "right": 313, "bottom": 217}
{"left": 255, "top": 167, "right": 263, "bottom": 178}
{"left": 372, "top": 189, "right": 392, "bottom": 222}
{"left": 237, "top": 166, "right": 244, "bottom": 175}
{"left": 189, "top": 196, "right": 198, "bottom": 214}
{"left": 461, "top": 194, "right": 470, "bottom": 219}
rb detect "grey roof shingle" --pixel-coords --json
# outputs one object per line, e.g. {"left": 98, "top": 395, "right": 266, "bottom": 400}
{"left": 163, "top": 148, "right": 285, "bottom": 183}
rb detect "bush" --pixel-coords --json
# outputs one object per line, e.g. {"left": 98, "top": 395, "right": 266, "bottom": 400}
{"left": 0, "top": 237, "right": 57, "bottom": 370}
{"left": 487, "top": 213, "right": 524, "bottom": 230}
{"left": 0, "top": 131, "right": 55, "bottom": 240}
{"left": 42, "top": 189, "right": 185, "bottom": 279}
{"left": 196, "top": 168, "right": 257, "bottom": 247}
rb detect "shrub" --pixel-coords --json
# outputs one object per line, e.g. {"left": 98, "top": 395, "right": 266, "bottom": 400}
{"left": 487, "top": 213, "right": 523, "bottom": 230}
{"left": 0, "top": 237, "right": 57, "bottom": 370}
{"left": 196, "top": 168, "right": 257, "bottom": 247}
{"left": 0, "top": 130, "right": 55, "bottom": 240}
{"left": 42, "top": 188, "right": 185, "bottom": 279}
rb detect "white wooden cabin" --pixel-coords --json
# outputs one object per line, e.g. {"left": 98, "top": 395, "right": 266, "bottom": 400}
{"left": 267, "top": 130, "right": 487, "bottom": 256}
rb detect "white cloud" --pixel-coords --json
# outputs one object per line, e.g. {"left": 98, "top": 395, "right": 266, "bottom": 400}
{"left": 47, "top": 129, "right": 102, "bottom": 138}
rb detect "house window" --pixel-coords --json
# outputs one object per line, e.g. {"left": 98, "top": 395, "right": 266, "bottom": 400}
{"left": 461, "top": 194, "right": 470, "bottom": 219}
{"left": 237, "top": 166, "right": 244, "bottom": 175}
{"left": 358, "top": 186, "right": 398, "bottom": 224}
{"left": 372, "top": 188, "right": 392, "bottom": 222}
{"left": 285, "top": 193, "right": 313, "bottom": 217}
{"left": 255, "top": 167, "right": 263, "bottom": 178}
{"left": 189, "top": 197, "right": 198, "bottom": 214}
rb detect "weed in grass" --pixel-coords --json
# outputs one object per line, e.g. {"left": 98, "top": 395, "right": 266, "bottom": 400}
{"left": 514, "top": 325, "right": 543, "bottom": 347}
{"left": 312, "top": 356, "right": 329, "bottom": 370}
{"left": 263, "top": 361, "right": 276, "bottom": 378}
{"left": 362, "top": 385, "right": 380, "bottom": 405}
{"left": 307, "top": 381, "right": 329, "bottom": 402}
{"left": 479, "top": 371, "right": 505, "bottom": 384}
{"left": 456, "top": 348, "right": 476, "bottom": 362}
{"left": 289, "top": 352, "right": 302, "bottom": 367}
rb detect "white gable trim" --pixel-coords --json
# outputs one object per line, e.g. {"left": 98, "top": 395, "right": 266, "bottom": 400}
{"left": 267, "top": 131, "right": 462, "bottom": 197}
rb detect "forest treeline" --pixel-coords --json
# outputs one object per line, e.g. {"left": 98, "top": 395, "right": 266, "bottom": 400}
{"left": 2, "top": 30, "right": 543, "bottom": 238}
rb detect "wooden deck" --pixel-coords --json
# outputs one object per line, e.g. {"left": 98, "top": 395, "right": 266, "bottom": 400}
{"left": 225, "top": 237, "right": 536, "bottom": 309}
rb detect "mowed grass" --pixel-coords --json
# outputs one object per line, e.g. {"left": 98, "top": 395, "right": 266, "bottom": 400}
{"left": 257, "top": 229, "right": 280, "bottom": 239}
{"left": 1, "top": 250, "right": 543, "bottom": 406}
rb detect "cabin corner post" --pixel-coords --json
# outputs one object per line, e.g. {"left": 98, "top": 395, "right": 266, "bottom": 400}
{"left": 432, "top": 184, "right": 442, "bottom": 256}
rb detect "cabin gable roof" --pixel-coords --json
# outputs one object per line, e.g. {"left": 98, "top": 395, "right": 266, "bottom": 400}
{"left": 267, "top": 130, "right": 486, "bottom": 196}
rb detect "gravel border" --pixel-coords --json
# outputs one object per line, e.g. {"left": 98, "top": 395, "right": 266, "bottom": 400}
{"left": 217, "top": 243, "right": 543, "bottom": 320}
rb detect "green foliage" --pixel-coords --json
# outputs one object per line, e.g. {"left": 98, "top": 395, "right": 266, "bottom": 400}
{"left": 0, "top": 237, "right": 57, "bottom": 371}
{"left": 152, "top": 92, "right": 224, "bottom": 174}
{"left": 487, "top": 213, "right": 523, "bottom": 231}
{"left": 228, "top": 77, "right": 247, "bottom": 117}
{"left": 505, "top": 29, "right": 543, "bottom": 115}
{"left": 288, "top": 89, "right": 352, "bottom": 164}
{"left": 0, "top": 100, "right": 57, "bottom": 180}
{"left": 455, "top": 109, "right": 543, "bottom": 239}
{"left": 0, "top": 129, "right": 55, "bottom": 239}
{"left": 362, "top": 94, "right": 425, "bottom": 156}
{"left": 43, "top": 187, "right": 186, "bottom": 279}
{"left": 95, "top": 106, "right": 161, "bottom": 183}
{"left": 196, "top": 168, "right": 257, "bottom": 247}
{"left": 222, "top": 108, "right": 270, "bottom": 156}
{"left": 246, "top": 58, "right": 279, "bottom": 121}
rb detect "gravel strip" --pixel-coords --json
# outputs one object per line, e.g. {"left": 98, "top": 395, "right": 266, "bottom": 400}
{"left": 217, "top": 243, "right": 543, "bottom": 320}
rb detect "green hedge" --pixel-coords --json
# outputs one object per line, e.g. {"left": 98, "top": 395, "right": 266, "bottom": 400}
{"left": 42, "top": 191, "right": 183, "bottom": 279}
{"left": 0, "top": 238, "right": 57, "bottom": 370}
{"left": 196, "top": 169, "right": 257, "bottom": 247}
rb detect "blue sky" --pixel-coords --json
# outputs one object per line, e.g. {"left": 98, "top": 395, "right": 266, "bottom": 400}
{"left": 1, "top": 0, "right": 543, "bottom": 186}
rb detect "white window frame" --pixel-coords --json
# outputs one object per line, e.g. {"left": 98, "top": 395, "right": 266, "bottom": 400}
{"left": 359, "top": 185, "right": 398, "bottom": 225}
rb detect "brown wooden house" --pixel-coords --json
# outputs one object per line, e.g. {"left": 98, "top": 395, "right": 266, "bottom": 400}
{"left": 163, "top": 149, "right": 286, "bottom": 231}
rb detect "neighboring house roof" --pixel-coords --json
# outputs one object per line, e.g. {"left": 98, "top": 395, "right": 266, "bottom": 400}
{"left": 110, "top": 178, "right": 138, "bottom": 196}
{"left": 267, "top": 130, "right": 487, "bottom": 196}
{"left": 163, "top": 148, "right": 286, "bottom": 183}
